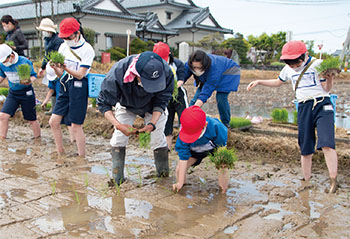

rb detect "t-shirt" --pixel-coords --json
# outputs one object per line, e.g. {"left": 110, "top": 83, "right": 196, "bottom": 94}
{"left": 279, "top": 56, "right": 328, "bottom": 100}
{"left": 58, "top": 37, "right": 95, "bottom": 76}
{"left": 0, "top": 55, "right": 37, "bottom": 91}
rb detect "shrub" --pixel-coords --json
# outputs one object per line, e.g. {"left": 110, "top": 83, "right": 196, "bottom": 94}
{"left": 293, "top": 110, "right": 298, "bottom": 125}
{"left": 105, "top": 47, "right": 126, "bottom": 61}
{"left": 17, "top": 64, "right": 31, "bottom": 84}
{"left": 47, "top": 51, "right": 65, "bottom": 64}
{"left": 229, "top": 117, "right": 252, "bottom": 128}
{"left": 83, "top": 27, "right": 96, "bottom": 47}
{"left": 0, "top": 87, "right": 9, "bottom": 96}
{"left": 271, "top": 108, "right": 288, "bottom": 123}
{"left": 130, "top": 38, "right": 154, "bottom": 54}
{"left": 209, "top": 147, "right": 238, "bottom": 170}
{"left": 270, "top": 61, "right": 285, "bottom": 67}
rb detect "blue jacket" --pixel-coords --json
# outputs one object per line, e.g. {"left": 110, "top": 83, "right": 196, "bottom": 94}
{"left": 175, "top": 117, "right": 228, "bottom": 161}
{"left": 97, "top": 54, "right": 174, "bottom": 117}
{"left": 41, "top": 33, "right": 64, "bottom": 70}
{"left": 184, "top": 54, "right": 240, "bottom": 103}
{"left": 0, "top": 56, "right": 37, "bottom": 91}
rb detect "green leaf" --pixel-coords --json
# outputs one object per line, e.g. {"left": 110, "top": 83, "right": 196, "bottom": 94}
{"left": 209, "top": 147, "right": 238, "bottom": 170}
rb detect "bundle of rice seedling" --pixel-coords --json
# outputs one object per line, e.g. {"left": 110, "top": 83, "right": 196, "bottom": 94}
{"left": 229, "top": 117, "right": 252, "bottom": 128}
{"left": 17, "top": 64, "right": 31, "bottom": 84}
{"left": 5, "top": 40, "right": 15, "bottom": 47}
{"left": 209, "top": 147, "right": 238, "bottom": 170}
{"left": 316, "top": 56, "right": 341, "bottom": 77}
{"left": 0, "top": 87, "right": 9, "bottom": 96}
{"left": 47, "top": 51, "right": 65, "bottom": 65}
{"left": 139, "top": 132, "right": 151, "bottom": 149}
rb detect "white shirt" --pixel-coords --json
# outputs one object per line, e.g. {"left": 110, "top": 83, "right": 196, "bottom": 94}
{"left": 58, "top": 36, "right": 95, "bottom": 76}
{"left": 279, "top": 57, "right": 329, "bottom": 100}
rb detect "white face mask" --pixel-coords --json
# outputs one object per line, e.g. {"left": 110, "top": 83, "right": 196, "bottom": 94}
{"left": 3, "top": 26, "right": 10, "bottom": 32}
{"left": 42, "top": 31, "right": 52, "bottom": 38}
{"left": 3, "top": 61, "right": 12, "bottom": 67}
{"left": 193, "top": 70, "right": 205, "bottom": 77}
{"left": 65, "top": 39, "right": 78, "bottom": 47}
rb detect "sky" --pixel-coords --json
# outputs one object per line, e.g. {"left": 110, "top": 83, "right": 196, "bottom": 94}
{"left": 196, "top": 0, "right": 350, "bottom": 54}
{"left": 1, "top": 0, "right": 349, "bottom": 53}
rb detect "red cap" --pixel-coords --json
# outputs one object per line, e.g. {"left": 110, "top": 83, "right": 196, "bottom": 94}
{"left": 59, "top": 18, "right": 80, "bottom": 38}
{"left": 280, "top": 41, "right": 307, "bottom": 60}
{"left": 179, "top": 106, "right": 206, "bottom": 143}
{"left": 153, "top": 42, "right": 170, "bottom": 62}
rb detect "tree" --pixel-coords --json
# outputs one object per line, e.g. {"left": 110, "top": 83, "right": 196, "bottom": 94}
{"left": 83, "top": 27, "right": 95, "bottom": 47}
{"left": 189, "top": 32, "right": 224, "bottom": 52}
{"left": 221, "top": 33, "right": 250, "bottom": 64}
{"left": 305, "top": 40, "right": 315, "bottom": 56}
{"left": 130, "top": 38, "right": 154, "bottom": 54}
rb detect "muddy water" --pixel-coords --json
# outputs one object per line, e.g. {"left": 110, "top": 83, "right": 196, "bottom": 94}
{"left": 0, "top": 124, "right": 350, "bottom": 238}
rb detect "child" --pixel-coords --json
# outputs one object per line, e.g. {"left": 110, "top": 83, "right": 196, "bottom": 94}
{"left": 173, "top": 105, "right": 229, "bottom": 193}
{"left": 0, "top": 44, "right": 40, "bottom": 139}
{"left": 247, "top": 40, "right": 338, "bottom": 193}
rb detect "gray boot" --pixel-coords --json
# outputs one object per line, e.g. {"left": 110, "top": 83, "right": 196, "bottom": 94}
{"left": 154, "top": 147, "right": 169, "bottom": 177}
{"left": 111, "top": 147, "right": 126, "bottom": 185}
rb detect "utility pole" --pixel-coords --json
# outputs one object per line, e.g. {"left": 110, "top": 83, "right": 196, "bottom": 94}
{"left": 339, "top": 25, "right": 350, "bottom": 72}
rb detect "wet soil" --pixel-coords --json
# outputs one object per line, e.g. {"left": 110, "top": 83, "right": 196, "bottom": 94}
{"left": 0, "top": 71, "right": 350, "bottom": 238}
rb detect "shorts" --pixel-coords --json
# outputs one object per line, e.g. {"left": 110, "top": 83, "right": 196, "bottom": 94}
{"left": 297, "top": 97, "right": 335, "bottom": 155}
{"left": 53, "top": 74, "right": 88, "bottom": 125}
{"left": 190, "top": 148, "right": 216, "bottom": 167}
{"left": 1, "top": 86, "right": 37, "bottom": 121}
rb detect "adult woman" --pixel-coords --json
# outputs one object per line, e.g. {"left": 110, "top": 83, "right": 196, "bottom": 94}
{"left": 49, "top": 18, "right": 95, "bottom": 157}
{"left": 1, "top": 15, "right": 28, "bottom": 57}
{"left": 183, "top": 50, "right": 241, "bottom": 127}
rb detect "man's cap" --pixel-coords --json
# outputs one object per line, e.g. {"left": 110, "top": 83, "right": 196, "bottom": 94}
{"left": 0, "top": 44, "right": 13, "bottom": 62}
{"left": 280, "top": 41, "right": 307, "bottom": 60}
{"left": 36, "top": 18, "right": 57, "bottom": 33}
{"left": 135, "top": 51, "right": 166, "bottom": 93}
{"left": 179, "top": 106, "right": 206, "bottom": 143}
{"left": 58, "top": 17, "right": 80, "bottom": 38}
{"left": 153, "top": 42, "right": 170, "bottom": 62}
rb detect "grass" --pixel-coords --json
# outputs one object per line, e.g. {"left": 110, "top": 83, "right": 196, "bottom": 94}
{"left": 209, "top": 147, "right": 238, "bottom": 170}
{"left": 47, "top": 51, "right": 65, "bottom": 65}
{"left": 271, "top": 108, "right": 289, "bottom": 123}
{"left": 0, "top": 87, "right": 9, "bottom": 96}
{"left": 293, "top": 110, "right": 298, "bottom": 125}
{"left": 90, "top": 98, "right": 97, "bottom": 108}
{"left": 229, "top": 117, "right": 252, "bottom": 128}
{"left": 139, "top": 132, "right": 151, "bottom": 149}
{"left": 17, "top": 64, "right": 31, "bottom": 84}
{"left": 316, "top": 56, "right": 341, "bottom": 76}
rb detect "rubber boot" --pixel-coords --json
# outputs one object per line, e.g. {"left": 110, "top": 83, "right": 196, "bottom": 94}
{"left": 329, "top": 177, "right": 338, "bottom": 193}
{"left": 154, "top": 147, "right": 169, "bottom": 177}
{"left": 111, "top": 147, "right": 126, "bottom": 185}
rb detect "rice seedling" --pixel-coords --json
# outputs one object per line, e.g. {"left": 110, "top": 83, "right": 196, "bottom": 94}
{"left": 5, "top": 40, "right": 15, "bottom": 47}
{"left": 17, "top": 64, "right": 31, "bottom": 84}
{"left": 209, "top": 147, "right": 238, "bottom": 170}
{"left": 126, "top": 165, "right": 131, "bottom": 177}
{"left": 271, "top": 108, "right": 288, "bottom": 123}
{"left": 47, "top": 51, "right": 65, "bottom": 65}
{"left": 51, "top": 180, "right": 57, "bottom": 195}
{"left": 139, "top": 132, "right": 151, "bottom": 149}
{"left": 316, "top": 56, "right": 341, "bottom": 77}
{"left": 0, "top": 87, "right": 9, "bottom": 96}
{"left": 229, "top": 117, "right": 252, "bottom": 129}
{"left": 114, "top": 179, "right": 122, "bottom": 196}
{"left": 72, "top": 186, "right": 80, "bottom": 205}
{"left": 84, "top": 174, "right": 88, "bottom": 187}
{"left": 138, "top": 167, "right": 142, "bottom": 187}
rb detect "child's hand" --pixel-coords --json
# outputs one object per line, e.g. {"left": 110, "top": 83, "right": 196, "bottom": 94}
{"left": 247, "top": 80, "right": 259, "bottom": 91}
{"left": 172, "top": 182, "right": 183, "bottom": 193}
{"left": 41, "top": 102, "right": 47, "bottom": 109}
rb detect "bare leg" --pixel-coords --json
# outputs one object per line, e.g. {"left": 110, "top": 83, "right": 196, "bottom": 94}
{"left": 322, "top": 147, "right": 338, "bottom": 178}
{"left": 29, "top": 120, "right": 41, "bottom": 138}
{"left": 68, "top": 126, "right": 75, "bottom": 143}
{"left": 301, "top": 154, "right": 312, "bottom": 180}
{"left": 218, "top": 168, "right": 229, "bottom": 193}
{"left": 0, "top": 112, "right": 10, "bottom": 139}
{"left": 71, "top": 123, "right": 85, "bottom": 157}
{"left": 49, "top": 114, "right": 64, "bottom": 154}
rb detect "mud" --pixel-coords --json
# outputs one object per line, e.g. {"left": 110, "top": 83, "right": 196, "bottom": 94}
{"left": 0, "top": 75, "right": 350, "bottom": 238}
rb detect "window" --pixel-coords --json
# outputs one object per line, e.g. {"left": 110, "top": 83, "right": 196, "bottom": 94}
{"left": 166, "top": 11, "right": 172, "bottom": 20}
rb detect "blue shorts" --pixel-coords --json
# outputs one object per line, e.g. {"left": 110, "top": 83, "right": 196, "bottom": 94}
{"left": 190, "top": 148, "right": 216, "bottom": 167}
{"left": 1, "top": 86, "right": 37, "bottom": 121}
{"left": 53, "top": 74, "right": 88, "bottom": 125}
{"left": 297, "top": 97, "right": 335, "bottom": 155}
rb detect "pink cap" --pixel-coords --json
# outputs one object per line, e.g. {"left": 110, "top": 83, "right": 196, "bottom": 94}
{"left": 280, "top": 41, "right": 307, "bottom": 60}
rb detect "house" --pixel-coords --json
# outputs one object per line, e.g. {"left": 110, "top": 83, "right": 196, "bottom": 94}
{"left": 0, "top": 0, "right": 233, "bottom": 57}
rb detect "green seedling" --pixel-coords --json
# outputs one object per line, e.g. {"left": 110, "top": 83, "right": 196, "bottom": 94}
{"left": 51, "top": 180, "right": 57, "bottom": 195}
{"left": 103, "top": 167, "right": 110, "bottom": 178}
{"left": 229, "top": 117, "right": 252, "bottom": 128}
{"left": 17, "top": 64, "right": 31, "bottom": 84}
{"left": 0, "top": 87, "right": 9, "bottom": 97}
{"left": 139, "top": 132, "right": 151, "bottom": 149}
{"left": 5, "top": 40, "right": 14, "bottom": 47}
{"left": 209, "top": 146, "right": 238, "bottom": 170}
{"left": 72, "top": 186, "right": 80, "bottom": 205}
{"left": 47, "top": 51, "right": 65, "bottom": 65}
{"left": 316, "top": 56, "right": 341, "bottom": 77}
{"left": 114, "top": 179, "right": 122, "bottom": 196}
{"left": 126, "top": 166, "right": 131, "bottom": 177}
{"left": 138, "top": 167, "right": 142, "bottom": 187}
{"left": 172, "top": 79, "right": 178, "bottom": 101}
{"left": 271, "top": 108, "right": 288, "bottom": 123}
{"left": 90, "top": 98, "right": 96, "bottom": 108}
{"left": 84, "top": 174, "right": 88, "bottom": 187}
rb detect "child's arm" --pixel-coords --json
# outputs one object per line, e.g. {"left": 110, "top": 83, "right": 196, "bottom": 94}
{"left": 247, "top": 79, "right": 283, "bottom": 91}
{"left": 321, "top": 72, "right": 335, "bottom": 92}
{"left": 41, "top": 89, "right": 55, "bottom": 108}
{"left": 173, "top": 160, "right": 188, "bottom": 192}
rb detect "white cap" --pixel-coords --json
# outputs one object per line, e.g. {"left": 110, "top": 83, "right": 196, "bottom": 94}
{"left": 0, "top": 44, "right": 13, "bottom": 62}
{"left": 36, "top": 18, "right": 57, "bottom": 33}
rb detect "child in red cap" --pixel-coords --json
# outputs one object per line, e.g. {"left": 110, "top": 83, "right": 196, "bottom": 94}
{"left": 173, "top": 105, "right": 229, "bottom": 193}
{"left": 247, "top": 40, "right": 338, "bottom": 193}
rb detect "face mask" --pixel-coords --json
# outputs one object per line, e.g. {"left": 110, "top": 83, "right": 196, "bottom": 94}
{"left": 3, "top": 26, "right": 10, "bottom": 32}
{"left": 65, "top": 39, "right": 78, "bottom": 47}
{"left": 193, "top": 70, "right": 204, "bottom": 77}
{"left": 3, "top": 61, "right": 12, "bottom": 67}
{"left": 42, "top": 31, "right": 52, "bottom": 38}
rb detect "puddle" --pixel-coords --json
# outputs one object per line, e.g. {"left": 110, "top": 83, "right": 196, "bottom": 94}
{"left": 255, "top": 202, "right": 293, "bottom": 221}
{"left": 0, "top": 195, "right": 5, "bottom": 208}
{"left": 90, "top": 165, "right": 111, "bottom": 176}
{"left": 4, "top": 162, "right": 38, "bottom": 179}
{"left": 283, "top": 222, "right": 293, "bottom": 230}
{"left": 7, "top": 147, "right": 32, "bottom": 155}
{"left": 88, "top": 152, "right": 111, "bottom": 162}
{"left": 298, "top": 189, "right": 323, "bottom": 219}
{"left": 224, "top": 225, "right": 239, "bottom": 234}
{"left": 226, "top": 179, "right": 268, "bottom": 204}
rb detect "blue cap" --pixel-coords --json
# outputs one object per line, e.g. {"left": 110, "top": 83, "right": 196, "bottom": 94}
{"left": 135, "top": 51, "right": 166, "bottom": 93}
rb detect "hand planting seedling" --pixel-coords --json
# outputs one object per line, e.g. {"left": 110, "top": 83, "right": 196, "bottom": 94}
{"left": 209, "top": 146, "right": 238, "bottom": 170}
{"left": 48, "top": 51, "right": 65, "bottom": 65}
{"left": 316, "top": 56, "right": 341, "bottom": 78}
{"left": 139, "top": 132, "right": 151, "bottom": 149}
{"left": 17, "top": 64, "right": 31, "bottom": 84}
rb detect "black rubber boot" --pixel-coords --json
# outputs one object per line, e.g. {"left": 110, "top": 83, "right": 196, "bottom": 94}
{"left": 111, "top": 147, "right": 126, "bottom": 185}
{"left": 154, "top": 146, "right": 169, "bottom": 177}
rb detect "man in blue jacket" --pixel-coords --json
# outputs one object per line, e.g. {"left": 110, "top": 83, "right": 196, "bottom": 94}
{"left": 173, "top": 105, "right": 229, "bottom": 193}
{"left": 183, "top": 50, "right": 241, "bottom": 127}
{"left": 97, "top": 51, "right": 174, "bottom": 185}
